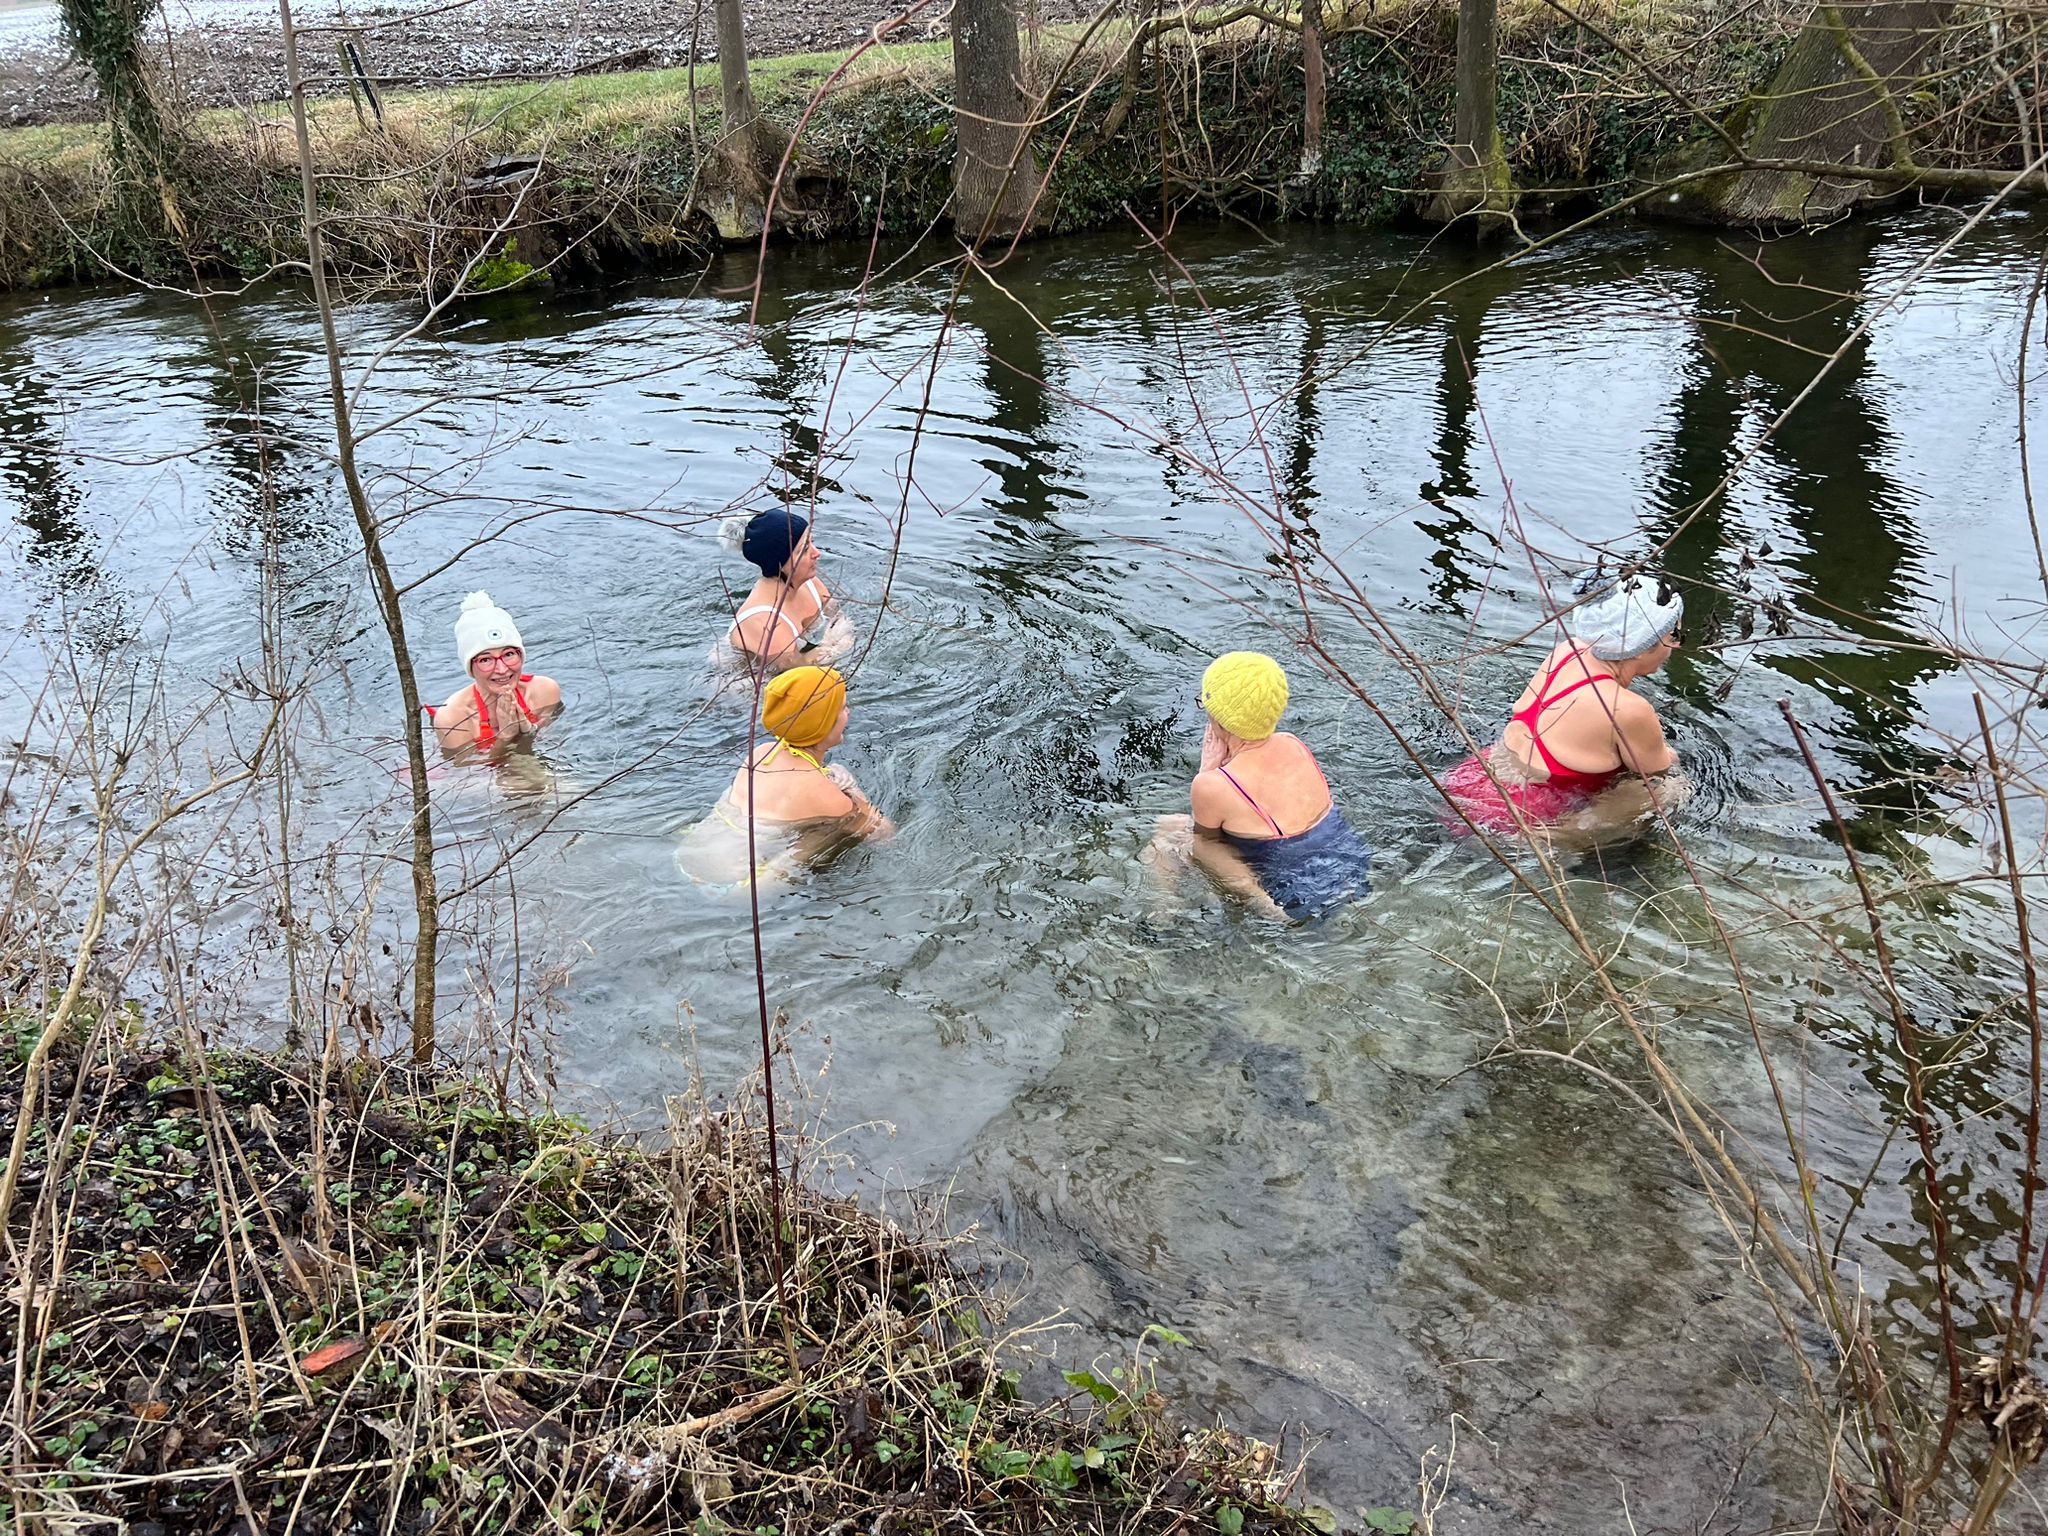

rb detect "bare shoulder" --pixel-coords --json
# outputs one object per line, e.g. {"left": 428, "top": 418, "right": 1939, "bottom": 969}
{"left": 797, "top": 776, "right": 856, "bottom": 820}
{"left": 432, "top": 687, "right": 478, "bottom": 752}
{"left": 525, "top": 674, "right": 563, "bottom": 710}
{"left": 1612, "top": 687, "right": 1659, "bottom": 721}
{"left": 1190, "top": 769, "right": 1231, "bottom": 825}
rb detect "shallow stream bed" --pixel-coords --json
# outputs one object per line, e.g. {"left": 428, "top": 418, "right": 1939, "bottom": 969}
{"left": 5, "top": 211, "right": 2047, "bottom": 1530}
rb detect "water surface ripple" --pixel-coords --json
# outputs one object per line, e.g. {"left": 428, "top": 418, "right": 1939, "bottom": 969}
{"left": 4, "top": 212, "right": 2046, "bottom": 1532}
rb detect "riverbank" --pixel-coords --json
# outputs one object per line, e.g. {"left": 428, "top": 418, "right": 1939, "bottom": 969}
{"left": 4, "top": 1022, "right": 1372, "bottom": 1533}
{"left": 0, "top": 2, "right": 1805, "bottom": 294}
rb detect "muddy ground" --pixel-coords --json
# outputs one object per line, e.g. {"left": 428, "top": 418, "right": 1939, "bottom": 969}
{"left": 0, "top": 0, "right": 1096, "bottom": 127}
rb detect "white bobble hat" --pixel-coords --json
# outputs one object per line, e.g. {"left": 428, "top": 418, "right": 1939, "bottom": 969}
{"left": 455, "top": 591, "right": 524, "bottom": 671}
{"left": 1569, "top": 574, "right": 1681, "bottom": 661}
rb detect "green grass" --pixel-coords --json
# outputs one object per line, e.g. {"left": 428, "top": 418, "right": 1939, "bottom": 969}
{"left": 0, "top": 117, "right": 105, "bottom": 163}
{"left": 0, "top": 38, "right": 960, "bottom": 163}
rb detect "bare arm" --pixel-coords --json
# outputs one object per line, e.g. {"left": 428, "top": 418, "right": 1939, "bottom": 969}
{"left": 826, "top": 764, "right": 894, "bottom": 840}
{"left": 1190, "top": 773, "right": 1287, "bottom": 917}
{"left": 525, "top": 675, "right": 564, "bottom": 719}
{"left": 1615, "top": 693, "right": 1677, "bottom": 777}
{"left": 432, "top": 691, "right": 477, "bottom": 755}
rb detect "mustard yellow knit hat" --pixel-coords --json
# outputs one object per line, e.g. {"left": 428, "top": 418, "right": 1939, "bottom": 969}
{"left": 1200, "top": 652, "right": 1288, "bottom": 740}
{"left": 762, "top": 666, "right": 847, "bottom": 748}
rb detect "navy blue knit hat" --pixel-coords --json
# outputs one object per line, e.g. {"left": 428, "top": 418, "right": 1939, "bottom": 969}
{"left": 740, "top": 510, "right": 809, "bottom": 578}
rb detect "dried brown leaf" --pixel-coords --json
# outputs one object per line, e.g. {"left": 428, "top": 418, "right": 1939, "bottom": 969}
{"left": 300, "top": 1337, "right": 370, "bottom": 1376}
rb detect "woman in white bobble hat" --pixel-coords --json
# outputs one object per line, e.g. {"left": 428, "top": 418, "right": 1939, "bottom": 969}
{"left": 1443, "top": 573, "right": 1685, "bottom": 837}
{"left": 429, "top": 592, "right": 562, "bottom": 757}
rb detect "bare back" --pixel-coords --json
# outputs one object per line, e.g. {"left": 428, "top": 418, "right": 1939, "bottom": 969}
{"left": 1498, "top": 641, "right": 1674, "bottom": 782}
{"left": 722, "top": 741, "right": 852, "bottom": 823}
{"left": 1499, "top": 642, "right": 1628, "bottom": 780}
{"left": 1192, "top": 733, "right": 1333, "bottom": 838}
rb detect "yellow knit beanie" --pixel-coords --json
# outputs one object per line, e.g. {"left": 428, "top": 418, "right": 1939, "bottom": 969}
{"left": 762, "top": 666, "right": 848, "bottom": 748}
{"left": 1200, "top": 652, "right": 1288, "bottom": 740}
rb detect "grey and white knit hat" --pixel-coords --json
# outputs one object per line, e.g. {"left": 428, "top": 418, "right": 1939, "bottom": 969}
{"left": 1569, "top": 574, "right": 1681, "bottom": 661}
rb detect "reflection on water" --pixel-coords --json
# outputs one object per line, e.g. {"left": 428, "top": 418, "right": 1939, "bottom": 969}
{"left": 0, "top": 320, "right": 94, "bottom": 591}
{"left": 3, "top": 210, "right": 2046, "bottom": 1532}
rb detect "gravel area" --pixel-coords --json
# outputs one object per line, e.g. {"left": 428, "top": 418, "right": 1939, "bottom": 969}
{"left": 0, "top": 0, "right": 1058, "bottom": 127}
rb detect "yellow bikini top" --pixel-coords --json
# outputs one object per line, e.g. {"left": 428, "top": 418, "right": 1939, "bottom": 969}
{"left": 760, "top": 737, "right": 825, "bottom": 773}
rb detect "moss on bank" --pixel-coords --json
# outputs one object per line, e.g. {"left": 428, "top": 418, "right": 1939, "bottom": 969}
{"left": 4, "top": 1029, "right": 1376, "bottom": 1534}
{"left": 0, "top": 4, "right": 1792, "bottom": 295}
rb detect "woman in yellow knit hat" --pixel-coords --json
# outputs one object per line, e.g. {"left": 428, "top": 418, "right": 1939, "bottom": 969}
{"left": 675, "top": 665, "right": 892, "bottom": 887}
{"left": 1148, "top": 651, "right": 1370, "bottom": 921}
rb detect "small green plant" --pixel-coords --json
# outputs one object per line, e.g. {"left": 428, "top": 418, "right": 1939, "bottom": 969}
{"left": 467, "top": 238, "right": 538, "bottom": 295}
{"left": 1364, "top": 1509, "right": 1417, "bottom": 1534}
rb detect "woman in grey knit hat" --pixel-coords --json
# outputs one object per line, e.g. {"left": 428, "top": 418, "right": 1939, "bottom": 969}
{"left": 1442, "top": 574, "right": 1686, "bottom": 837}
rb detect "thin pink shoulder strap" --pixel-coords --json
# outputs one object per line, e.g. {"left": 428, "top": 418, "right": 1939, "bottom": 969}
{"left": 1217, "top": 765, "right": 1286, "bottom": 838}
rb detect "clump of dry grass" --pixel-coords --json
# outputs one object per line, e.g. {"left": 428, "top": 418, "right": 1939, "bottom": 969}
{"left": 2, "top": 1020, "right": 1333, "bottom": 1536}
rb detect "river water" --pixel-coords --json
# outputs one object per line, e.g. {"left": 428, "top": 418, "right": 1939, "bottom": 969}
{"left": 4, "top": 211, "right": 2046, "bottom": 1531}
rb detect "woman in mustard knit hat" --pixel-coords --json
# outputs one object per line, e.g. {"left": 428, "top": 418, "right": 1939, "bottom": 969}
{"left": 675, "top": 665, "right": 892, "bottom": 887}
{"left": 1148, "top": 651, "right": 1370, "bottom": 921}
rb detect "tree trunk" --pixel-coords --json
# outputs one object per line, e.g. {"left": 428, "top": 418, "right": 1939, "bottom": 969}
{"left": 950, "top": 0, "right": 1044, "bottom": 241}
{"left": 58, "top": 0, "right": 182, "bottom": 241}
{"left": 1675, "top": 0, "right": 1954, "bottom": 227}
{"left": 1420, "top": 0, "right": 1514, "bottom": 234}
{"left": 1299, "top": 0, "right": 1326, "bottom": 179}
{"left": 706, "top": 0, "right": 777, "bottom": 238}
{"left": 714, "top": 0, "right": 761, "bottom": 158}
{"left": 279, "top": 0, "right": 441, "bottom": 1063}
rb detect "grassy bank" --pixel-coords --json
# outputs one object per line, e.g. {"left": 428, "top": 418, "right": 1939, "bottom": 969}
{"left": 3, "top": 1019, "right": 1384, "bottom": 1534}
{"left": 0, "top": 2, "right": 1793, "bottom": 294}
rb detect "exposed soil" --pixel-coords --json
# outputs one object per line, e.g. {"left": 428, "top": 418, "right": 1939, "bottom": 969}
{"left": 0, "top": 0, "right": 1096, "bottom": 127}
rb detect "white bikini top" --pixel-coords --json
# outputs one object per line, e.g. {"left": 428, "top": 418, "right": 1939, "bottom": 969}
{"left": 729, "top": 578, "right": 829, "bottom": 650}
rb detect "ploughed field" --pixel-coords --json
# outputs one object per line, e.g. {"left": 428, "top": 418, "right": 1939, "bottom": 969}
{"left": 0, "top": 0, "right": 1094, "bottom": 124}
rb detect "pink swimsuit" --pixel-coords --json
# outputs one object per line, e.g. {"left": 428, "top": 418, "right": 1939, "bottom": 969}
{"left": 1445, "top": 651, "right": 1624, "bottom": 832}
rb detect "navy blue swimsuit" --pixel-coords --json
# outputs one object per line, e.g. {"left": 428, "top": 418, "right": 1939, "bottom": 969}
{"left": 1214, "top": 756, "right": 1372, "bottom": 921}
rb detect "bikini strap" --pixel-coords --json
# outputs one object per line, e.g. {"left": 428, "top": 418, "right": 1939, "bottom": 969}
{"left": 472, "top": 684, "right": 495, "bottom": 749}
{"left": 759, "top": 737, "right": 826, "bottom": 774}
{"left": 731, "top": 603, "right": 802, "bottom": 642}
{"left": 1511, "top": 650, "right": 1618, "bottom": 779}
{"left": 1516, "top": 650, "right": 1615, "bottom": 720}
{"left": 1217, "top": 765, "right": 1286, "bottom": 838}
